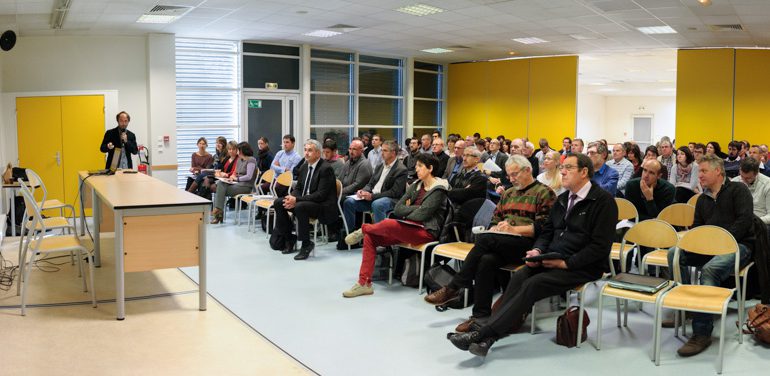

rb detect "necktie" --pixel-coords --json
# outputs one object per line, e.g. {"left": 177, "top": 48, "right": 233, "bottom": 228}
{"left": 565, "top": 194, "right": 578, "bottom": 218}
{"left": 303, "top": 166, "right": 313, "bottom": 196}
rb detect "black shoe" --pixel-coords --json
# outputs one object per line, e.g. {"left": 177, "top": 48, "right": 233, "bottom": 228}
{"left": 469, "top": 337, "right": 497, "bottom": 357}
{"left": 294, "top": 241, "right": 314, "bottom": 260}
{"left": 447, "top": 331, "right": 482, "bottom": 351}
{"left": 282, "top": 238, "right": 297, "bottom": 254}
{"left": 336, "top": 240, "right": 349, "bottom": 251}
{"left": 294, "top": 249, "right": 311, "bottom": 260}
{"left": 327, "top": 232, "right": 339, "bottom": 242}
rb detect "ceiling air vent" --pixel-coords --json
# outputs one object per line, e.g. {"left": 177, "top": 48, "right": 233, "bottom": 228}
{"left": 147, "top": 5, "right": 193, "bottom": 16}
{"left": 447, "top": 45, "right": 471, "bottom": 49}
{"left": 708, "top": 24, "right": 743, "bottom": 31}
{"left": 328, "top": 24, "right": 360, "bottom": 32}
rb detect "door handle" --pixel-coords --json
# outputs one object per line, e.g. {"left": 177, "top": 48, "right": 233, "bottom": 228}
{"left": 55, "top": 151, "right": 61, "bottom": 166}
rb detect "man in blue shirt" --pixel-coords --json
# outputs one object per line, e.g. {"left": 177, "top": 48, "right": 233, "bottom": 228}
{"left": 587, "top": 142, "right": 618, "bottom": 196}
{"left": 267, "top": 135, "right": 303, "bottom": 196}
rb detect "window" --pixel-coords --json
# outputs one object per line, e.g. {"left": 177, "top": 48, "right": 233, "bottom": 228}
{"left": 242, "top": 43, "right": 300, "bottom": 90}
{"left": 413, "top": 61, "right": 444, "bottom": 136}
{"left": 176, "top": 38, "right": 240, "bottom": 188}
{"left": 310, "top": 49, "right": 404, "bottom": 155}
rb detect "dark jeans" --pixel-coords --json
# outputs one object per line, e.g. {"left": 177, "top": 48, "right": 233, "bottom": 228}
{"left": 447, "top": 233, "right": 533, "bottom": 318}
{"left": 484, "top": 266, "right": 599, "bottom": 337}
{"left": 272, "top": 197, "right": 322, "bottom": 242}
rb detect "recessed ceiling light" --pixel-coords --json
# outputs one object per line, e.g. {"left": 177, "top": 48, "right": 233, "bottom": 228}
{"left": 508, "top": 51, "right": 516, "bottom": 55}
{"left": 396, "top": 4, "right": 444, "bottom": 16}
{"left": 303, "top": 30, "right": 343, "bottom": 38}
{"left": 637, "top": 26, "right": 677, "bottom": 34}
{"left": 421, "top": 48, "right": 453, "bottom": 54}
{"left": 136, "top": 14, "right": 178, "bottom": 24}
{"left": 698, "top": 0, "right": 712, "bottom": 6}
{"left": 512, "top": 37, "right": 549, "bottom": 44}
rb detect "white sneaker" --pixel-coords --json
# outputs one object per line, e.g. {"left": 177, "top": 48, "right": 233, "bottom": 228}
{"left": 344, "top": 229, "right": 364, "bottom": 246}
{"left": 342, "top": 283, "right": 374, "bottom": 298}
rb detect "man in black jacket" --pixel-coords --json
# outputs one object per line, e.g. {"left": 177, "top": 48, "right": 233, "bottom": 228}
{"left": 100, "top": 111, "right": 138, "bottom": 169}
{"left": 448, "top": 153, "right": 618, "bottom": 356}
{"left": 272, "top": 139, "right": 337, "bottom": 260}
{"left": 446, "top": 146, "right": 487, "bottom": 206}
{"left": 431, "top": 138, "right": 450, "bottom": 178}
{"left": 666, "top": 153, "right": 754, "bottom": 356}
{"left": 341, "top": 140, "right": 407, "bottom": 243}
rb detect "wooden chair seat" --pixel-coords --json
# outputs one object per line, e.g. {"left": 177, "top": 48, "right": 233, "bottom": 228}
{"left": 29, "top": 234, "right": 82, "bottom": 252}
{"left": 500, "top": 264, "right": 525, "bottom": 273}
{"left": 25, "top": 216, "right": 71, "bottom": 231}
{"left": 602, "top": 284, "right": 669, "bottom": 303}
{"left": 38, "top": 199, "right": 65, "bottom": 210}
{"left": 255, "top": 199, "right": 274, "bottom": 209}
{"left": 661, "top": 285, "right": 733, "bottom": 313}
{"left": 643, "top": 249, "right": 669, "bottom": 267}
{"left": 432, "top": 242, "right": 473, "bottom": 261}
{"left": 397, "top": 242, "right": 434, "bottom": 253}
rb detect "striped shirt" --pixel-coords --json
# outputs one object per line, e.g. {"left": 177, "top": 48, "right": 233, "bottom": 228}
{"left": 492, "top": 180, "right": 556, "bottom": 232}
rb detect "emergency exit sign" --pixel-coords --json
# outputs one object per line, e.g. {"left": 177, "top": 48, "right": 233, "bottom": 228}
{"left": 248, "top": 99, "right": 262, "bottom": 109}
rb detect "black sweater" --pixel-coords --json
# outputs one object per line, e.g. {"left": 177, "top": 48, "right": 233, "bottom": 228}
{"left": 694, "top": 180, "right": 755, "bottom": 249}
{"left": 533, "top": 183, "right": 618, "bottom": 276}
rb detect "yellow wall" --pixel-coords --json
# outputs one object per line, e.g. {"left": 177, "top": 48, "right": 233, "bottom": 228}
{"left": 447, "top": 56, "right": 576, "bottom": 145}
{"left": 734, "top": 49, "right": 770, "bottom": 144}
{"left": 529, "top": 56, "right": 578, "bottom": 146}
{"left": 675, "top": 49, "right": 735, "bottom": 147}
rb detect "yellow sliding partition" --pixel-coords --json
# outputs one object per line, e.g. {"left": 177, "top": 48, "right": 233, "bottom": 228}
{"left": 675, "top": 49, "right": 735, "bottom": 147}
{"left": 486, "top": 59, "right": 529, "bottom": 138}
{"left": 529, "top": 56, "right": 578, "bottom": 146}
{"left": 447, "top": 62, "right": 489, "bottom": 138}
{"left": 734, "top": 49, "right": 770, "bottom": 145}
{"left": 447, "top": 56, "right": 577, "bottom": 143}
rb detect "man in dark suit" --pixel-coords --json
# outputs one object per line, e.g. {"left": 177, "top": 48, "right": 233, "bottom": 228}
{"left": 443, "top": 140, "right": 466, "bottom": 181}
{"left": 341, "top": 140, "right": 407, "bottom": 245}
{"left": 99, "top": 111, "right": 138, "bottom": 169}
{"left": 272, "top": 139, "right": 337, "bottom": 260}
{"left": 431, "top": 138, "right": 450, "bottom": 178}
{"left": 447, "top": 146, "right": 487, "bottom": 207}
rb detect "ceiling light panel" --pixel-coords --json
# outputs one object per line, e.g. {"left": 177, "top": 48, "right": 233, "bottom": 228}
{"left": 512, "top": 37, "right": 549, "bottom": 44}
{"left": 637, "top": 26, "right": 677, "bottom": 34}
{"left": 303, "top": 29, "right": 343, "bottom": 37}
{"left": 396, "top": 4, "right": 445, "bottom": 17}
{"left": 421, "top": 48, "right": 453, "bottom": 54}
{"left": 137, "top": 15, "right": 178, "bottom": 24}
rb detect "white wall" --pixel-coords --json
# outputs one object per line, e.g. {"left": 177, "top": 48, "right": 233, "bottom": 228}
{"left": 577, "top": 92, "right": 676, "bottom": 145}
{"left": 1, "top": 35, "right": 177, "bottom": 185}
{"left": 147, "top": 34, "right": 177, "bottom": 185}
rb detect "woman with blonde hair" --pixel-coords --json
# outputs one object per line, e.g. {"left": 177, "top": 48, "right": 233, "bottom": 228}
{"left": 536, "top": 150, "right": 564, "bottom": 195}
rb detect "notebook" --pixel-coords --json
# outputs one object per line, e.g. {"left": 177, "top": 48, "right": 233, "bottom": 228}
{"left": 522, "top": 252, "right": 566, "bottom": 262}
{"left": 608, "top": 273, "right": 670, "bottom": 294}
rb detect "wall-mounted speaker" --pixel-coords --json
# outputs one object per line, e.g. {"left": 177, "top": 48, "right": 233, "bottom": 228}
{"left": 1, "top": 30, "right": 16, "bottom": 51}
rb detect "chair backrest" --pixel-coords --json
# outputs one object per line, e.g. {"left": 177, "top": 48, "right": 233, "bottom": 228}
{"left": 17, "top": 182, "right": 46, "bottom": 245}
{"left": 273, "top": 171, "right": 293, "bottom": 195}
{"left": 673, "top": 225, "right": 739, "bottom": 285}
{"left": 687, "top": 193, "right": 701, "bottom": 207}
{"left": 260, "top": 169, "right": 275, "bottom": 185}
{"left": 24, "top": 169, "right": 47, "bottom": 202}
{"left": 657, "top": 203, "right": 695, "bottom": 228}
{"left": 615, "top": 197, "right": 639, "bottom": 222}
{"left": 623, "top": 219, "right": 678, "bottom": 249}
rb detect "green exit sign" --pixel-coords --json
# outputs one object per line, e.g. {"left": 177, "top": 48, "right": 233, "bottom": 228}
{"left": 248, "top": 99, "right": 262, "bottom": 109}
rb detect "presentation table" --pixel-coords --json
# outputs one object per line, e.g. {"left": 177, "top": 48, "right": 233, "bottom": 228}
{"left": 78, "top": 171, "right": 211, "bottom": 320}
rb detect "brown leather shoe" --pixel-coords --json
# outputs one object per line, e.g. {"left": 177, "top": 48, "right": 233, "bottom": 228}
{"left": 210, "top": 208, "right": 223, "bottom": 224}
{"left": 424, "top": 287, "right": 459, "bottom": 306}
{"left": 456, "top": 317, "right": 487, "bottom": 333}
{"left": 677, "top": 335, "right": 712, "bottom": 357}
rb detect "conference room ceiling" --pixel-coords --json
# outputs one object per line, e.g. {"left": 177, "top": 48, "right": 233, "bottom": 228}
{"left": 1, "top": 0, "right": 768, "bottom": 96}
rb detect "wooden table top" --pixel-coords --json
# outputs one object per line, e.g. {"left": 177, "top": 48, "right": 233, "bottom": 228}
{"left": 79, "top": 171, "right": 210, "bottom": 210}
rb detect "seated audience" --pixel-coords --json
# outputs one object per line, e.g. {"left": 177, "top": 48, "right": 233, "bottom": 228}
{"left": 559, "top": 137, "right": 572, "bottom": 155}
{"left": 419, "top": 134, "right": 432, "bottom": 154}
{"left": 336, "top": 140, "right": 373, "bottom": 248}
{"left": 271, "top": 139, "right": 338, "bottom": 260}
{"left": 706, "top": 141, "right": 727, "bottom": 159}
{"left": 186, "top": 137, "right": 214, "bottom": 193}
{"left": 692, "top": 143, "right": 706, "bottom": 162}
{"left": 732, "top": 157, "right": 770, "bottom": 231}
{"left": 367, "top": 134, "right": 384, "bottom": 169}
{"left": 668, "top": 146, "right": 700, "bottom": 203}
{"left": 341, "top": 140, "right": 407, "bottom": 243}
{"left": 211, "top": 142, "right": 257, "bottom": 224}
{"left": 431, "top": 138, "right": 450, "bottom": 178}
{"left": 445, "top": 146, "right": 487, "bottom": 209}
{"left": 322, "top": 139, "right": 344, "bottom": 178}
{"left": 537, "top": 150, "right": 565, "bottom": 195}
{"left": 425, "top": 155, "right": 556, "bottom": 331}
{"left": 657, "top": 138, "right": 675, "bottom": 180}
{"left": 255, "top": 137, "right": 274, "bottom": 176}
{"left": 447, "top": 153, "right": 617, "bottom": 356}
{"left": 443, "top": 140, "right": 466, "bottom": 181}
{"left": 607, "top": 143, "right": 634, "bottom": 196}
{"left": 724, "top": 140, "right": 743, "bottom": 179}
{"left": 523, "top": 141, "right": 540, "bottom": 178}
{"left": 202, "top": 140, "right": 239, "bottom": 200}
{"left": 625, "top": 159, "right": 675, "bottom": 220}
{"left": 587, "top": 142, "right": 619, "bottom": 196}
{"left": 403, "top": 137, "right": 420, "bottom": 183}
{"left": 666, "top": 153, "right": 754, "bottom": 357}
{"left": 342, "top": 153, "right": 448, "bottom": 298}
{"left": 268, "top": 135, "right": 303, "bottom": 196}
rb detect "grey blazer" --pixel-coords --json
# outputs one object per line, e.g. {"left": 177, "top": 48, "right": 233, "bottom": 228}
{"left": 339, "top": 156, "right": 373, "bottom": 197}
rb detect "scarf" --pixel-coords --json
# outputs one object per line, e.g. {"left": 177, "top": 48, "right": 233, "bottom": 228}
{"left": 676, "top": 163, "right": 692, "bottom": 183}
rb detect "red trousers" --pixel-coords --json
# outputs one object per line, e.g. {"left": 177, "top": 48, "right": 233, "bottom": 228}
{"left": 358, "top": 219, "right": 434, "bottom": 285}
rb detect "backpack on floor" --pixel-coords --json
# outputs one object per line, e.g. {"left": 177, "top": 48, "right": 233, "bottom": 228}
{"left": 401, "top": 254, "right": 421, "bottom": 287}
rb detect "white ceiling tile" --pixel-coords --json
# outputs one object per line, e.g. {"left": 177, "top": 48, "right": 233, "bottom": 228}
{"left": 584, "top": 23, "right": 629, "bottom": 33}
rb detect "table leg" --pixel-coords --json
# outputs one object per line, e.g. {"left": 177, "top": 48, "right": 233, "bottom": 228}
{"left": 92, "top": 189, "right": 101, "bottom": 267}
{"left": 10, "top": 187, "right": 16, "bottom": 237}
{"left": 79, "top": 176, "right": 86, "bottom": 237}
{"left": 115, "top": 210, "right": 125, "bottom": 320}
{"left": 199, "top": 205, "right": 208, "bottom": 311}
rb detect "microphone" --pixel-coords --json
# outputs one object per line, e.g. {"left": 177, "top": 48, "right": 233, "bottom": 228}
{"left": 119, "top": 128, "right": 126, "bottom": 146}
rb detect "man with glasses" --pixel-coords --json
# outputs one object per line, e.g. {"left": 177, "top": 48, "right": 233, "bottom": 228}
{"left": 748, "top": 145, "right": 770, "bottom": 176}
{"left": 692, "top": 143, "right": 706, "bottom": 162}
{"left": 431, "top": 138, "right": 450, "bottom": 178}
{"left": 447, "top": 153, "right": 617, "bottom": 356}
{"left": 426, "top": 155, "right": 556, "bottom": 333}
{"left": 657, "top": 138, "right": 675, "bottom": 180}
{"left": 446, "top": 146, "right": 488, "bottom": 208}
{"left": 341, "top": 140, "right": 407, "bottom": 246}
{"left": 587, "top": 142, "right": 619, "bottom": 196}
{"left": 443, "top": 140, "right": 466, "bottom": 181}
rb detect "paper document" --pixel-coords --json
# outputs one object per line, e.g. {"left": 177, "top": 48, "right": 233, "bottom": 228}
{"left": 482, "top": 159, "right": 502, "bottom": 172}
{"left": 216, "top": 177, "right": 236, "bottom": 184}
{"left": 347, "top": 194, "right": 365, "bottom": 201}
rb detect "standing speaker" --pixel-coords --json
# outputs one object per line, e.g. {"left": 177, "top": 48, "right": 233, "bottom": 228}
{"left": 1, "top": 30, "right": 16, "bottom": 51}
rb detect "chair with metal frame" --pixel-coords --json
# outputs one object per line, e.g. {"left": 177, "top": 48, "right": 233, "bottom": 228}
{"left": 254, "top": 171, "right": 292, "bottom": 237}
{"left": 17, "top": 183, "right": 96, "bottom": 316}
{"left": 611, "top": 197, "right": 639, "bottom": 269}
{"left": 596, "top": 219, "right": 679, "bottom": 354}
{"left": 653, "top": 225, "right": 743, "bottom": 374}
{"left": 300, "top": 179, "right": 343, "bottom": 257}
{"left": 642, "top": 203, "right": 696, "bottom": 276}
{"left": 236, "top": 169, "right": 275, "bottom": 230}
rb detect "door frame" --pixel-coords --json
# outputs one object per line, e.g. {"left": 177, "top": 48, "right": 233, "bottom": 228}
{"left": 242, "top": 93, "right": 300, "bottom": 144}
{"left": 1, "top": 90, "right": 118, "bottom": 166}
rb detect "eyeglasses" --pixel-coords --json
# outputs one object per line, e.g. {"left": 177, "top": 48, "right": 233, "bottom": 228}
{"left": 507, "top": 169, "right": 522, "bottom": 178}
{"left": 454, "top": 146, "right": 464, "bottom": 150}
{"left": 463, "top": 154, "right": 478, "bottom": 158}
{"left": 432, "top": 144, "right": 442, "bottom": 147}
{"left": 586, "top": 151, "right": 598, "bottom": 156}
{"left": 559, "top": 164, "right": 578, "bottom": 171}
